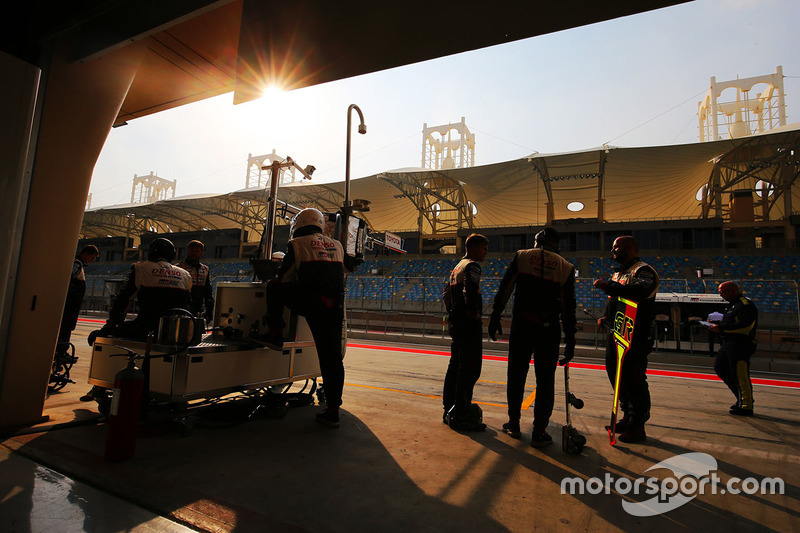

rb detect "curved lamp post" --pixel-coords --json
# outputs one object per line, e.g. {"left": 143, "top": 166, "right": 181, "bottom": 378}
{"left": 345, "top": 104, "right": 366, "bottom": 210}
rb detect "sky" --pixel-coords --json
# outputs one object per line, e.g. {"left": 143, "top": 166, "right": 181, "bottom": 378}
{"left": 89, "top": 0, "right": 800, "bottom": 208}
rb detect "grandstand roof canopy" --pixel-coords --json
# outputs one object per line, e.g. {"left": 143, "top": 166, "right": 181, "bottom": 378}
{"left": 82, "top": 125, "right": 800, "bottom": 242}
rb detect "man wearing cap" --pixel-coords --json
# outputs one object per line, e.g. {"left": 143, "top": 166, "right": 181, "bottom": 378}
{"left": 489, "top": 227, "right": 577, "bottom": 447}
{"left": 710, "top": 281, "right": 758, "bottom": 416}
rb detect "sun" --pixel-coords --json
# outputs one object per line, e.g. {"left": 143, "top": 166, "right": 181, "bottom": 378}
{"left": 260, "top": 84, "right": 286, "bottom": 101}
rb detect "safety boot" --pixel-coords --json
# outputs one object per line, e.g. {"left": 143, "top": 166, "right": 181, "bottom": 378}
{"left": 617, "top": 424, "right": 647, "bottom": 443}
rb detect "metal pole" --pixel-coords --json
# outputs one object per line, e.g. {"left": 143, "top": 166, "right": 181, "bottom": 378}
{"left": 345, "top": 104, "right": 366, "bottom": 209}
{"left": 260, "top": 160, "right": 281, "bottom": 260}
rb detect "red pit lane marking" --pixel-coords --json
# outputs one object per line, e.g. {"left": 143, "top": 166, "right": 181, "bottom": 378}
{"left": 77, "top": 318, "right": 107, "bottom": 324}
{"left": 347, "top": 342, "right": 800, "bottom": 390}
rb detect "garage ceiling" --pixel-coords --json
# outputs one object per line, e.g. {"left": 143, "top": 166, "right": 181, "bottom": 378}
{"left": 3, "top": 0, "right": 691, "bottom": 124}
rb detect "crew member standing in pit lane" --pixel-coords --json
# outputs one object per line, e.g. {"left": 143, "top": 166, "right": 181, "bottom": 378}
{"left": 442, "top": 233, "right": 489, "bottom": 431}
{"left": 488, "top": 227, "right": 577, "bottom": 447}
{"left": 593, "top": 235, "right": 659, "bottom": 444}
{"left": 83, "top": 238, "right": 192, "bottom": 402}
{"left": 710, "top": 281, "right": 758, "bottom": 416}
{"left": 262, "top": 208, "right": 352, "bottom": 428}
{"left": 177, "top": 240, "right": 214, "bottom": 323}
{"left": 57, "top": 245, "right": 100, "bottom": 354}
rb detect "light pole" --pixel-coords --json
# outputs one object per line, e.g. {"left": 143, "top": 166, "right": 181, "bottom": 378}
{"left": 345, "top": 104, "right": 366, "bottom": 210}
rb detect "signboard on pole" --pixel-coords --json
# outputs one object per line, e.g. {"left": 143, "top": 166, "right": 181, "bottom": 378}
{"left": 384, "top": 232, "right": 405, "bottom": 253}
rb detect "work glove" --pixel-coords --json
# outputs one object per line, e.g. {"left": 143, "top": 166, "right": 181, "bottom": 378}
{"left": 559, "top": 332, "right": 576, "bottom": 366}
{"left": 488, "top": 312, "right": 502, "bottom": 341}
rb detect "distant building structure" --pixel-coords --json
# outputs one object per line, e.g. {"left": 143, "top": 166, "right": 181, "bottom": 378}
{"left": 246, "top": 150, "right": 299, "bottom": 188}
{"left": 698, "top": 66, "right": 787, "bottom": 142}
{"left": 131, "top": 172, "right": 176, "bottom": 203}
{"left": 422, "top": 117, "right": 475, "bottom": 169}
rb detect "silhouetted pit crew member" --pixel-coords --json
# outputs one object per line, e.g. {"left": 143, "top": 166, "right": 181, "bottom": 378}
{"left": 442, "top": 233, "right": 490, "bottom": 431}
{"left": 263, "top": 208, "right": 353, "bottom": 428}
{"left": 87, "top": 238, "right": 192, "bottom": 344}
{"left": 593, "top": 235, "right": 659, "bottom": 444}
{"left": 489, "top": 227, "right": 576, "bottom": 447}
{"left": 177, "top": 239, "right": 214, "bottom": 323}
{"left": 710, "top": 281, "right": 758, "bottom": 417}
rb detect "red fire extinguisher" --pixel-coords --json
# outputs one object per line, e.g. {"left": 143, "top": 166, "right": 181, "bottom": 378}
{"left": 104, "top": 356, "right": 145, "bottom": 462}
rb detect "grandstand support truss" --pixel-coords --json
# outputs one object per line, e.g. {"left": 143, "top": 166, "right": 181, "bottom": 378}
{"left": 529, "top": 149, "right": 608, "bottom": 223}
{"left": 275, "top": 183, "right": 375, "bottom": 232}
{"left": 700, "top": 130, "right": 800, "bottom": 226}
{"left": 81, "top": 185, "right": 375, "bottom": 254}
{"left": 379, "top": 171, "right": 474, "bottom": 252}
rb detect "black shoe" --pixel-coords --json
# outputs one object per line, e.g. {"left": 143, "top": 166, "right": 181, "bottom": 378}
{"left": 530, "top": 431, "right": 553, "bottom": 448}
{"left": 502, "top": 421, "right": 521, "bottom": 438}
{"left": 618, "top": 424, "right": 647, "bottom": 443}
{"left": 315, "top": 410, "right": 340, "bottom": 427}
{"left": 729, "top": 406, "right": 754, "bottom": 417}
{"left": 79, "top": 390, "right": 95, "bottom": 402}
{"left": 605, "top": 416, "right": 629, "bottom": 434}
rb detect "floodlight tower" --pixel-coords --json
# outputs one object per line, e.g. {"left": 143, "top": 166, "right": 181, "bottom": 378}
{"left": 131, "top": 172, "right": 176, "bottom": 203}
{"left": 698, "top": 66, "right": 787, "bottom": 142}
{"left": 421, "top": 117, "right": 475, "bottom": 169}
{"left": 246, "top": 150, "right": 298, "bottom": 188}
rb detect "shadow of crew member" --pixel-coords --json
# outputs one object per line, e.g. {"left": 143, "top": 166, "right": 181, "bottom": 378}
{"left": 82, "top": 238, "right": 192, "bottom": 401}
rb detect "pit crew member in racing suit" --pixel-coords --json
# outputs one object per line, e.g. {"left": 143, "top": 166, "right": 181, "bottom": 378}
{"left": 83, "top": 238, "right": 192, "bottom": 401}
{"left": 488, "top": 227, "right": 577, "bottom": 447}
{"left": 710, "top": 281, "right": 758, "bottom": 416}
{"left": 87, "top": 238, "right": 192, "bottom": 343}
{"left": 441, "top": 233, "right": 489, "bottom": 431}
{"left": 264, "top": 208, "right": 352, "bottom": 428}
{"left": 593, "top": 236, "right": 659, "bottom": 444}
{"left": 177, "top": 239, "right": 214, "bottom": 323}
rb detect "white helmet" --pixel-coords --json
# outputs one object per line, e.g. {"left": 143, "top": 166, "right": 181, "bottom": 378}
{"left": 294, "top": 208, "right": 325, "bottom": 233}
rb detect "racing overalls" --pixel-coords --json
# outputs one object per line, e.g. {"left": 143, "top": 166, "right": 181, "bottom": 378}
{"left": 714, "top": 295, "right": 758, "bottom": 410}
{"left": 99, "top": 260, "right": 193, "bottom": 340}
{"left": 177, "top": 259, "right": 214, "bottom": 321}
{"left": 442, "top": 256, "right": 484, "bottom": 421}
{"left": 267, "top": 231, "right": 346, "bottom": 408}
{"left": 492, "top": 248, "right": 576, "bottom": 431}
{"left": 601, "top": 258, "right": 659, "bottom": 427}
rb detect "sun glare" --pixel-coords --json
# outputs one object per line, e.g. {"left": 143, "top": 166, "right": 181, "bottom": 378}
{"left": 260, "top": 84, "right": 286, "bottom": 101}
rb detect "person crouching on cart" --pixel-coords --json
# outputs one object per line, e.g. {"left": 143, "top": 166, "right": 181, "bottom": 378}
{"left": 263, "top": 208, "right": 352, "bottom": 428}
